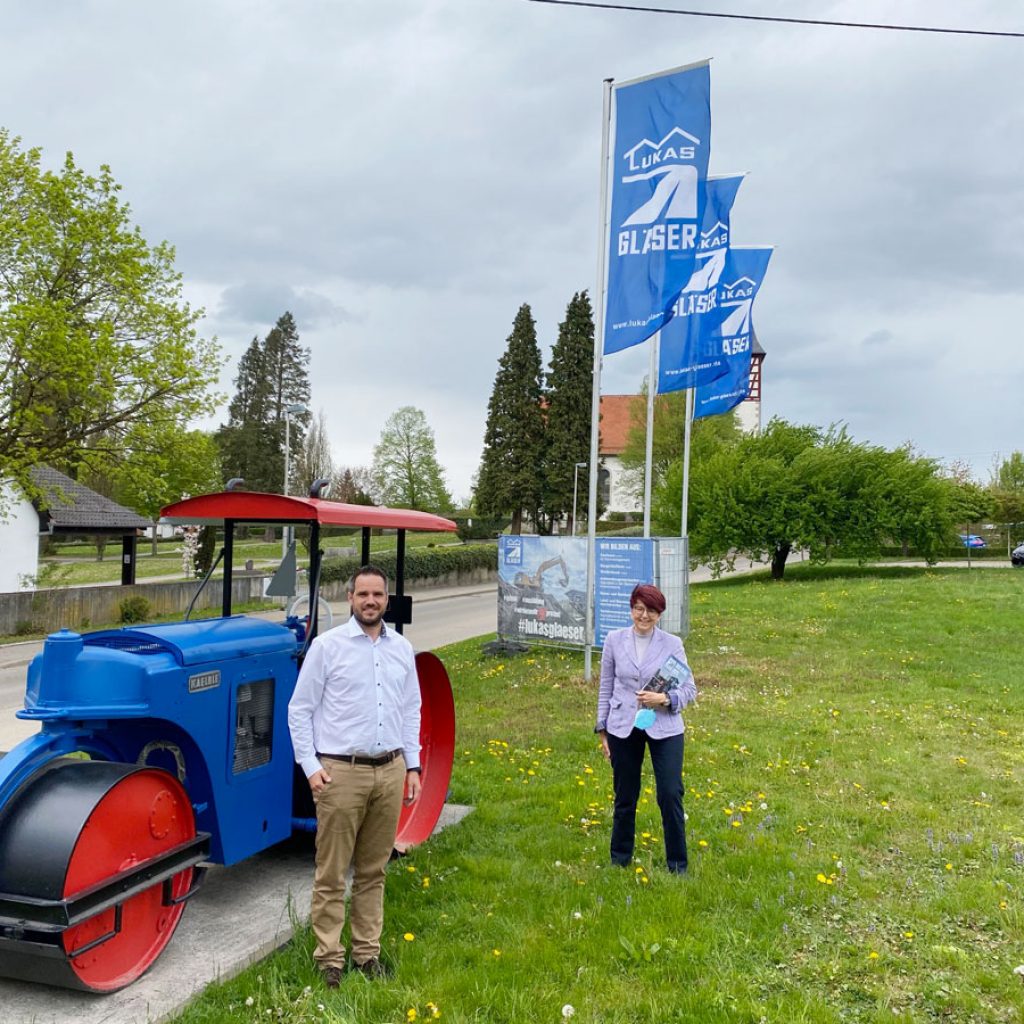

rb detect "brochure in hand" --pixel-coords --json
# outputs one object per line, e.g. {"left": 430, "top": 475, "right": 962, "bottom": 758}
{"left": 641, "top": 653, "right": 692, "bottom": 696}
{"left": 633, "top": 653, "right": 692, "bottom": 731}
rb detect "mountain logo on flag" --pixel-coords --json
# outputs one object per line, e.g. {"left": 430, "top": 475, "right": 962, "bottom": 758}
{"left": 700, "top": 220, "right": 729, "bottom": 251}
{"left": 620, "top": 126, "right": 702, "bottom": 226}
{"left": 719, "top": 276, "right": 758, "bottom": 303}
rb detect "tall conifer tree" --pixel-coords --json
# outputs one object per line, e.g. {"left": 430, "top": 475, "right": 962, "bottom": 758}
{"left": 475, "top": 304, "right": 545, "bottom": 533}
{"left": 543, "top": 291, "right": 595, "bottom": 532}
{"left": 216, "top": 312, "right": 311, "bottom": 492}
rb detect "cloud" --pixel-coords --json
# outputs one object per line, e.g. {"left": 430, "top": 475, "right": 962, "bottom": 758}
{"left": 3, "top": 0, "right": 1023, "bottom": 496}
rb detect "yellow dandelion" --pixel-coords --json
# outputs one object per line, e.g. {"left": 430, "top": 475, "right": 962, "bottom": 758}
{"left": 698, "top": 839, "right": 708, "bottom": 848}
{"left": 944, "top": 863, "right": 952, "bottom": 872}
{"left": 868, "top": 951, "right": 879, "bottom": 960}
{"left": 404, "top": 932, "right": 416, "bottom": 942}
{"left": 492, "top": 948, "right": 502, "bottom": 957}
{"left": 423, "top": 876, "right": 430, "bottom": 888}
{"left": 407, "top": 1010, "right": 417, "bottom": 1022}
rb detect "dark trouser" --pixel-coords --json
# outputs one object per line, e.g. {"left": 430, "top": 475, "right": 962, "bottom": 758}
{"left": 607, "top": 728, "right": 687, "bottom": 873}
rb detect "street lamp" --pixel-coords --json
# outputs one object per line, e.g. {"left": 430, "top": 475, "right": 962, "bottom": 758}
{"left": 282, "top": 403, "right": 308, "bottom": 556}
{"left": 572, "top": 462, "right": 587, "bottom": 536}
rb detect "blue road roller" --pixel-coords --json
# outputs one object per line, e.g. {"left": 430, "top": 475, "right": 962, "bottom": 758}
{"left": 0, "top": 489, "right": 457, "bottom": 992}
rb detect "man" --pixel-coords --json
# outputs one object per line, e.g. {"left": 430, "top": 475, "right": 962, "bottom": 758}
{"left": 287, "top": 564, "right": 422, "bottom": 988}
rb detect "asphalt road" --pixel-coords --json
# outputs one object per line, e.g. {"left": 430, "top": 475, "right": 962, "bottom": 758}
{"left": 0, "top": 583, "right": 499, "bottom": 753}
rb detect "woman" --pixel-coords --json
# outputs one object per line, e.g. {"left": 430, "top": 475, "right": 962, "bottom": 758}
{"left": 595, "top": 583, "right": 697, "bottom": 874}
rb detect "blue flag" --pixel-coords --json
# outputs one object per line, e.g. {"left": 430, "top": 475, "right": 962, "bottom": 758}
{"left": 655, "top": 174, "right": 744, "bottom": 393}
{"left": 604, "top": 61, "right": 711, "bottom": 355}
{"left": 693, "top": 247, "right": 773, "bottom": 420}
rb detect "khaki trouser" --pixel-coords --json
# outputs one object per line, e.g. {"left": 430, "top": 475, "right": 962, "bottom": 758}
{"left": 311, "top": 756, "right": 406, "bottom": 968}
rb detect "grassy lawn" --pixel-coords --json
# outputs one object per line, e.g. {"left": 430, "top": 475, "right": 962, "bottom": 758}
{"left": 170, "top": 565, "right": 1023, "bottom": 1023}
{"left": 40, "top": 532, "right": 460, "bottom": 586}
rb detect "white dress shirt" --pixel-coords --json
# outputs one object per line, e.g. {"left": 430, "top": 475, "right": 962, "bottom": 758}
{"left": 287, "top": 616, "right": 422, "bottom": 780}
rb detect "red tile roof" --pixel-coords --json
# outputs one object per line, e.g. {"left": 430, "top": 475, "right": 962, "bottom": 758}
{"left": 600, "top": 394, "right": 641, "bottom": 456}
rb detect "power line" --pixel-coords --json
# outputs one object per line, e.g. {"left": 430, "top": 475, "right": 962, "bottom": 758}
{"left": 525, "top": 0, "right": 1024, "bottom": 39}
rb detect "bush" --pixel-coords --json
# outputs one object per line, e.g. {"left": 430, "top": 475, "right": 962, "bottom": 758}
{"left": 452, "top": 515, "right": 510, "bottom": 542}
{"left": 319, "top": 543, "right": 497, "bottom": 588}
{"left": 118, "top": 596, "right": 151, "bottom": 624}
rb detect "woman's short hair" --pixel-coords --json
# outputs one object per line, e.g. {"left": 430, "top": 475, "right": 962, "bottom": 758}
{"left": 630, "top": 583, "right": 666, "bottom": 614}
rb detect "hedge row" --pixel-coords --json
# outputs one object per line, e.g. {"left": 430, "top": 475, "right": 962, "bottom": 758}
{"left": 319, "top": 543, "right": 498, "bottom": 586}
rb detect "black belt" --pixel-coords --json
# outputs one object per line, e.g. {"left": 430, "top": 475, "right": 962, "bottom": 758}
{"left": 317, "top": 749, "right": 403, "bottom": 767}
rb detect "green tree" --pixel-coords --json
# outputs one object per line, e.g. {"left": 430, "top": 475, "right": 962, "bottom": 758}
{"left": 216, "top": 312, "right": 310, "bottom": 492}
{"left": 264, "top": 311, "right": 311, "bottom": 472}
{"left": 542, "top": 291, "right": 595, "bottom": 532}
{"left": 995, "top": 451, "right": 1024, "bottom": 492}
{"left": 619, "top": 388, "right": 742, "bottom": 508}
{"left": 475, "top": 304, "right": 545, "bottom": 533}
{"left": 990, "top": 452, "right": 1024, "bottom": 547}
{"left": 654, "top": 418, "right": 971, "bottom": 579}
{"left": 371, "top": 406, "right": 453, "bottom": 513}
{"left": 111, "top": 425, "right": 222, "bottom": 553}
{"left": 0, "top": 129, "right": 221, "bottom": 490}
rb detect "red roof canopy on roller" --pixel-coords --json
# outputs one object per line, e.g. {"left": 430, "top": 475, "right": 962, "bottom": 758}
{"left": 160, "top": 491, "right": 457, "bottom": 532}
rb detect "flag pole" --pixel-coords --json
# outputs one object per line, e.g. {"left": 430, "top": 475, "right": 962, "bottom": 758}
{"left": 585, "top": 77, "right": 614, "bottom": 682}
{"left": 680, "top": 387, "right": 694, "bottom": 537}
{"left": 643, "top": 331, "right": 659, "bottom": 538}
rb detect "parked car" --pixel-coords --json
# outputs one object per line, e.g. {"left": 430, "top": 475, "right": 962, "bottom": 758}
{"left": 959, "top": 534, "right": 987, "bottom": 549}
{"left": 1012, "top": 542, "right": 1024, "bottom": 567}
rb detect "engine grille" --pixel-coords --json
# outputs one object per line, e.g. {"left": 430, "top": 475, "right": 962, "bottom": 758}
{"left": 233, "top": 678, "right": 274, "bottom": 774}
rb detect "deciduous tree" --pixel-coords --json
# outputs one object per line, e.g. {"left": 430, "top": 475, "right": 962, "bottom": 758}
{"left": 292, "top": 409, "right": 334, "bottom": 497}
{"left": 371, "top": 406, "right": 453, "bottom": 513}
{"left": 654, "top": 418, "right": 975, "bottom": 579}
{"left": 0, "top": 129, "right": 221, "bottom": 491}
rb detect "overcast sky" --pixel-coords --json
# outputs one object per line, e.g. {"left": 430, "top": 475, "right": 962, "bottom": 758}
{"left": 5, "top": 1, "right": 1023, "bottom": 501}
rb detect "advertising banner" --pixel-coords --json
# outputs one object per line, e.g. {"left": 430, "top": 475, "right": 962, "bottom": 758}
{"left": 693, "top": 246, "right": 773, "bottom": 419}
{"left": 593, "top": 537, "right": 656, "bottom": 646}
{"left": 604, "top": 61, "right": 711, "bottom": 355}
{"left": 497, "top": 536, "right": 588, "bottom": 645}
{"left": 497, "top": 536, "right": 660, "bottom": 648}
{"left": 655, "top": 173, "right": 744, "bottom": 392}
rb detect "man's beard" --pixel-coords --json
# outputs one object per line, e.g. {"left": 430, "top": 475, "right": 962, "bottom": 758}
{"left": 353, "top": 605, "right": 384, "bottom": 626}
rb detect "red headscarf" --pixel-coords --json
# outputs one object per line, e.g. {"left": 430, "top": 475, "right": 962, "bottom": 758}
{"left": 630, "top": 583, "right": 666, "bottom": 614}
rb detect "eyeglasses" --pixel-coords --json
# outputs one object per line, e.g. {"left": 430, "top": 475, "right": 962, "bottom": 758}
{"left": 631, "top": 605, "right": 659, "bottom": 617}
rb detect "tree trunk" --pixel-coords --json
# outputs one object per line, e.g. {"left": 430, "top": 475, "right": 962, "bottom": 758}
{"left": 511, "top": 509, "right": 523, "bottom": 535}
{"left": 771, "top": 542, "right": 790, "bottom": 580}
{"left": 151, "top": 519, "right": 159, "bottom": 556}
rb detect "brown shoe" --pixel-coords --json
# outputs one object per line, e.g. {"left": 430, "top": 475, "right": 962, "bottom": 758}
{"left": 353, "top": 957, "right": 388, "bottom": 979}
{"left": 320, "top": 965, "right": 343, "bottom": 989}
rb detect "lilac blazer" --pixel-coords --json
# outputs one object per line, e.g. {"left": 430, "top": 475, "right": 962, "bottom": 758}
{"left": 596, "top": 626, "right": 696, "bottom": 740}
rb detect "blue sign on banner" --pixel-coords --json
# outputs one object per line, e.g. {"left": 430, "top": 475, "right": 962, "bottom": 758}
{"left": 594, "top": 538, "right": 656, "bottom": 646}
{"left": 604, "top": 61, "right": 711, "bottom": 356}
{"left": 693, "top": 247, "right": 773, "bottom": 419}
{"left": 656, "top": 174, "right": 744, "bottom": 393}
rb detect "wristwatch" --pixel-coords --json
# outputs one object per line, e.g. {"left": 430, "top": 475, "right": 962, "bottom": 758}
{"left": 407, "top": 766, "right": 422, "bottom": 774}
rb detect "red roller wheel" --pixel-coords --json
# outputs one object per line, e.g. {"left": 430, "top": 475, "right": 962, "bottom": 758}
{"left": 60, "top": 767, "right": 196, "bottom": 991}
{"left": 0, "top": 760, "right": 202, "bottom": 992}
{"left": 395, "top": 652, "right": 455, "bottom": 850}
